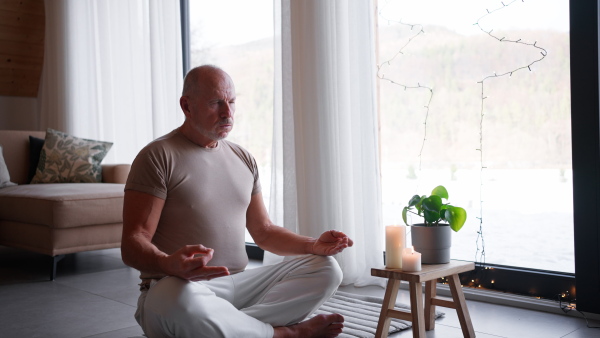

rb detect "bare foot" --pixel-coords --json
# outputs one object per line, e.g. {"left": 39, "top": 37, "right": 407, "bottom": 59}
{"left": 273, "top": 314, "right": 344, "bottom": 338}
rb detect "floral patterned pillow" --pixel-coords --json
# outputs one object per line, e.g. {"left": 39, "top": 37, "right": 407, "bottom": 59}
{"left": 30, "top": 129, "right": 113, "bottom": 184}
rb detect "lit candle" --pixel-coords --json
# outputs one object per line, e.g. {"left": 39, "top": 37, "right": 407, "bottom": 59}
{"left": 385, "top": 225, "right": 406, "bottom": 269}
{"left": 402, "top": 246, "right": 422, "bottom": 272}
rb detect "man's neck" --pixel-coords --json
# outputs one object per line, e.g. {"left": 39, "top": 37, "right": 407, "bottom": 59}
{"left": 178, "top": 126, "right": 218, "bottom": 148}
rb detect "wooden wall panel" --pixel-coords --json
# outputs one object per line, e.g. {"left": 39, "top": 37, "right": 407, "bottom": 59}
{"left": 0, "top": 0, "right": 44, "bottom": 97}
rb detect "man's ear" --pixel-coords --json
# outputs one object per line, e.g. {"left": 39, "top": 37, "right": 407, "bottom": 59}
{"left": 180, "top": 96, "right": 191, "bottom": 116}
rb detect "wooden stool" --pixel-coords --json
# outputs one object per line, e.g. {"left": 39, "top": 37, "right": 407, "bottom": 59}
{"left": 371, "top": 260, "right": 476, "bottom": 338}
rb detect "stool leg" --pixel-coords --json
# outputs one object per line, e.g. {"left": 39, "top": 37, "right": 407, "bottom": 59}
{"left": 409, "top": 281, "right": 426, "bottom": 338}
{"left": 424, "top": 280, "right": 436, "bottom": 330}
{"left": 375, "top": 278, "right": 401, "bottom": 338}
{"left": 448, "top": 274, "right": 476, "bottom": 338}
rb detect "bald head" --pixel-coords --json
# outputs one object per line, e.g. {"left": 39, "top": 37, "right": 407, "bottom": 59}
{"left": 178, "top": 65, "right": 236, "bottom": 147}
{"left": 182, "top": 65, "right": 232, "bottom": 98}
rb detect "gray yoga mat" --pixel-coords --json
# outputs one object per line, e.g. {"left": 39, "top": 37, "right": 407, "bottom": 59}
{"left": 309, "top": 290, "right": 445, "bottom": 338}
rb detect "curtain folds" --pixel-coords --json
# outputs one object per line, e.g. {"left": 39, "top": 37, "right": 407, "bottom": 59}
{"left": 269, "top": 0, "right": 384, "bottom": 287}
{"left": 38, "top": 0, "right": 183, "bottom": 164}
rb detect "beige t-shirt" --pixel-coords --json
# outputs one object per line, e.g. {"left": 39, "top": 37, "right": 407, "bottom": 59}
{"left": 125, "top": 130, "right": 261, "bottom": 279}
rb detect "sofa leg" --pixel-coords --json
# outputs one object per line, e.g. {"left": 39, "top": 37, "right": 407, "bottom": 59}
{"left": 50, "top": 255, "right": 65, "bottom": 281}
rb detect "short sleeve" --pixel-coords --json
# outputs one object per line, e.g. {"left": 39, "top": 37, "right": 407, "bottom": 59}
{"left": 249, "top": 155, "right": 262, "bottom": 196}
{"left": 125, "top": 147, "right": 168, "bottom": 200}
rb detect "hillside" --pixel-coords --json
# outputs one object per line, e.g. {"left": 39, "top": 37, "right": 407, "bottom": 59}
{"left": 378, "top": 24, "right": 570, "bottom": 169}
{"left": 189, "top": 25, "right": 571, "bottom": 170}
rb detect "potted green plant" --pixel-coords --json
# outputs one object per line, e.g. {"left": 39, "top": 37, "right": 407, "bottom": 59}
{"left": 402, "top": 185, "right": 467, "bottom": 264}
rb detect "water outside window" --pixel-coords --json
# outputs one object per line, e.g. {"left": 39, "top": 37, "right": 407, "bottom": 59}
{"left": 378, "top": 0, "right": 573, "bottom": 273}
{"left": 188, "top": 0, "right": 274, "bottom": 243}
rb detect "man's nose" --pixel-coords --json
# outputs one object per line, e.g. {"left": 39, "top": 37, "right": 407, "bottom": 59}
{"left": 220, "top": 103, "right": 233, "bottom": 118}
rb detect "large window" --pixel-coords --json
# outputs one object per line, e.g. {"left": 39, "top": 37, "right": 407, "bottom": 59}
{"left": 188, "top": 0, "right": 275, "bottom": 243}
{"left": 377, "top": 0, "right": 573, "bottom": 273}
{"left": 183, "top": 1, "right": 600, "bottom": 309}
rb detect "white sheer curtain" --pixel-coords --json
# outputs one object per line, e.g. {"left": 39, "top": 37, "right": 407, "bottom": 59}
{"left": 38, "top": 0, "right": 183, "bottom": 164}
{"left": 269, "top": 0, "right": 384, "bottom": 286}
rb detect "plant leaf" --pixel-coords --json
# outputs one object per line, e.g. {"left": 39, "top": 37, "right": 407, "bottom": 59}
{"left": 446, "top": 206, "right": 467, "bottom": 232}
{"left": 422, "top": 195, "right": 442, "bottom": 212}
{"left": 431, "top": 185, "right": 449, "bottom": 200}
{"left": 415, "top": 196, "right": 425, "bottom": 214}
{"left": 423, "top": 209, "right": 440, "bottom": 224}
{"left": 402, "top": 207, "right": 409, "bottom": 225}
{"left": 440, "top": 205, "right": 449, "bottom": 221}
{"left": 408, "top": 195, "right": 421, "bottom": 207}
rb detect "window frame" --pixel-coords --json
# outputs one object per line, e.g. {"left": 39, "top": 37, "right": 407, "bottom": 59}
{"left": 180, "top": 0, "right": 600, "bottom": 313}
{"left": 570, "top": 0, "right": 600, "bottom": 314}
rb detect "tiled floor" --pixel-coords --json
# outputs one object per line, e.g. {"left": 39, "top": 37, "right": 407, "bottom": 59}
{"left": 1, "top": 246, "right": 599, "bottom": 338}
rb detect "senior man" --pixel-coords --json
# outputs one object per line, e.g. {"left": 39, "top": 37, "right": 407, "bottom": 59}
{"left": 121, "top": 65, "right": 353, "bottom": 338}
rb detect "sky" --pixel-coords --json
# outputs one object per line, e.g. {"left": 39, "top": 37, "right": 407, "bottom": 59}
{"left": 189, "top": 0, "right": 569, "bottom": 46}
{"left": 378, "top": 0, "right": 569, "bottom": 35}
{"left": 189, "top": 0, "right": 274, "bottom": 47}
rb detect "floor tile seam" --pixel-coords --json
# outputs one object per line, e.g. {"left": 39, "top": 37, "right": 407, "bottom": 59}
{"left": 559, "top": 327, "right": 579, "bottom": 337}
{"left": 80, "top": 324, "right": 142, "bottom": 338}
{"left": 95, "top": 293, "right": 138, "bottom": 308}
{"left": 54, "top": 280, "right": 138, "bottom": 308}
{"left": 85, "top": 289, "right": 139, "bottom": 308}
{"left": 434, "top": 323, "right": 508, "bottom": 338}
{"left": 55, "top": 266, "right": 136, "bottom": 283}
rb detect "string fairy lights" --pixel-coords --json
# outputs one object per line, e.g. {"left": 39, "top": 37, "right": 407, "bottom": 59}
{"left": 377, "top": 0, "right": 547, "bottom": 273}
{"left": 376, "top": 0, "right": 433, "bottom": 172}
{"left": 376, "top": 0, "right": 568, "bottom": 299}
{"left": 558, "top": 291, "right": 600, "bottom": 329}
{"left": 473, "top": 0, "right": 548, "bottom": 270}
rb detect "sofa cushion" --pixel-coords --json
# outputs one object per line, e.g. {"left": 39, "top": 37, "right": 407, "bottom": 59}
{"left": 0, "top": 183, "right": 124, "bottom": 228}
{"left": 31, "top": 129, "right": 113, "bottom": 184}
{"left": 0, "top": 146, "right": 16, "bottom": 188}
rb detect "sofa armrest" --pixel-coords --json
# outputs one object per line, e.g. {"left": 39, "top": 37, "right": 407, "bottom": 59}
{"left": 101, "top": 164, "right": 131, "bottom": 184}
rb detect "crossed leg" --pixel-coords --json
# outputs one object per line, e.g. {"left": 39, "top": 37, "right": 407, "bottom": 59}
{"left": 136, "top": 255, "right": 344, "bottom": 338}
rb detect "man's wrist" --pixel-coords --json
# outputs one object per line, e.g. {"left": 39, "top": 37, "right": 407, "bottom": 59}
{"left": 305, "top": 238, "right": 317, "bottom": 255}
{"left": 155, "top": 253, "right": 170, "bottom": 275}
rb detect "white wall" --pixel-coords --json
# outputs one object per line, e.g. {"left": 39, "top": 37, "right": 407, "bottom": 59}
{"left": 0, "top": 96, "right": 39, "bottom": 130}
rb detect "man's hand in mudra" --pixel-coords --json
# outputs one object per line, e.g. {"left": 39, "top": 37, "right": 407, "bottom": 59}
{"left": 312, "top": 230, "right": 354, "bottom": 256}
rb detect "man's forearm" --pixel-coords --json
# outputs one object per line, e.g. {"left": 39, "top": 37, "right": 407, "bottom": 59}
{"left": 254, "top": 225, "right": 317, "bottom": 256}
{"left": 121, "top": 233, "right": 168, "bottom": 275}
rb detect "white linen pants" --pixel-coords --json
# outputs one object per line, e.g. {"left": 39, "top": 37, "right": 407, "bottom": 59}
{"left": 135, "top": 254, "right": 343, "bottom": 338}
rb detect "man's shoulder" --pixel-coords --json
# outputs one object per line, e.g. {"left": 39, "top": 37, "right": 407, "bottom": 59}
{"left": 148, "top": 129, "right": 182, "bottom": 147}
{"left": 222, "top": 140, "right": 255, "bottom": 159}
{"left": 222, "top": 139, "right": 250, "bottom": 152}
{"left": 139, "top": 130, "right": 185, "bottom": 154}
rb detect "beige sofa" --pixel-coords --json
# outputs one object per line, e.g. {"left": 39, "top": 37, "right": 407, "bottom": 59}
{"left": 0, "top": 130, "right": 130, "bottom": 280}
